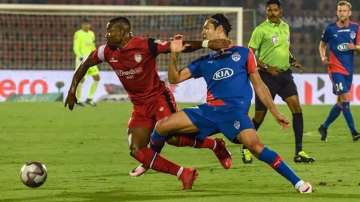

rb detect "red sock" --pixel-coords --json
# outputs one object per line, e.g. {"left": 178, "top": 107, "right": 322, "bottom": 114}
{"left": 195, "top": 137, "right": 215, "bottom": 149}
{"left": 178, "top": 135, "right": 215, "bottom": 149}
{"left": 134, "top": 147, "right": 181, "bottom": 176}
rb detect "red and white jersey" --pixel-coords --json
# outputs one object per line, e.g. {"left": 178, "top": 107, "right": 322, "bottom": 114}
{"left": 92, "top": 36, "right": 170, "bottom": 104}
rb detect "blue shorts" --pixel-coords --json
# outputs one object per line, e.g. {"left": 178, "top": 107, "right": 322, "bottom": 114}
{"left": 183, "top": 104, "right": 254, "bottom": 143}
{"left": 330, "top": 73, "right": 353, "bottom": 95}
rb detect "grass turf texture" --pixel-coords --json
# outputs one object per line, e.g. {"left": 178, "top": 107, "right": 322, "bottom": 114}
{"left": 0, "top": 102, "right": 359, "bottom": 202}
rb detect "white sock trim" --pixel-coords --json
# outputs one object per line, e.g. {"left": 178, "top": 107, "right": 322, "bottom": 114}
{"left": 212, "top": 140, "right": 217, "bottom": 150}
{"left": 149, "top": 152, "right": 158, "bottom": 169}
{"left": 295, "top": 180, "right": 304, "bottom": 189}
{"left": 177, "top": 166, "right": 184, "bottom": 178}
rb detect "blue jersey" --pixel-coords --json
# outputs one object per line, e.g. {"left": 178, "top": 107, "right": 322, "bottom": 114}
{"left": 187, "top": 46, "right": 257, "bottom": 110}
{"left": 321, "top": 22, "right": 360, "bottom": 75}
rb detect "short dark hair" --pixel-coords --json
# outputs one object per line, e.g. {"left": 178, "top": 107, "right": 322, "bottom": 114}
{"left": 109, "top": 16, "right": 131, "bottom": 30}
{"left": 209, "top": 13, "right": 232, "bottom": 36}
{"left": 81, "top": 17, "right": 90, "bottom": 24}
{"left": 266, "top": 0, "right": 281, "bottom": 7}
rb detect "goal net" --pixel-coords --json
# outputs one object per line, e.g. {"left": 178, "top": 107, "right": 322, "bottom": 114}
{"left": 0, "top": 4, "right": 242, "bottom": 71}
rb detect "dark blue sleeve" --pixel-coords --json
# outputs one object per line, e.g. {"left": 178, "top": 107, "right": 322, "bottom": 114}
{"left": 187, "top": 57, "right": 204, "bottom": 79}
{"left": 321, "top": 25, "right": 331, "bottom": 43}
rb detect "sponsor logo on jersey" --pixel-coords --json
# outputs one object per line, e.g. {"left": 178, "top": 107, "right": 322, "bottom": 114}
{"left": 115, "top": 67, "right": 143, "bottom": 79}
{"left": 233, "top": 120, "right": 240, "bottom": 130}
{"left": 231, "top": 52, "right": 241, "bottom": 62}
{"left": 134, "top": 53, "right": 142, "bottom": 63}
{"left": 109, "top": 57, "right": 118, "bottom": 63}
{"left": 337, "top": 43, "right": 350, "bottom": 52}
{"left": 213, "top": 68, "right": 234, "bottom": 80}
{"left": 337, "top": 29, "right": 350, "bottom": 32}
{"left": 350, "top": 31, "right": 356, "bottom": 39}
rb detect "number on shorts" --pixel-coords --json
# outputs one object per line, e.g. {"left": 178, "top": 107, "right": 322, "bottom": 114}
{"left": 335, "top": 82, "right": 343, "bottom": 92}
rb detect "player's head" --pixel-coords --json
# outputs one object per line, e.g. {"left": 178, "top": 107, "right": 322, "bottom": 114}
{"left": 105, "top": 16, "right": 132, "bottom": 47}
{"left": 202, "top": 13, "right": 232, "bottom": 40}
{"left": 337, "top": 1, "right": 352, "bottom": 22}
{"left": 265, "top": 0, "right": 282, "bottom": 23}
{"left": 81, "top": 18, "right": 91, "bottom": 32}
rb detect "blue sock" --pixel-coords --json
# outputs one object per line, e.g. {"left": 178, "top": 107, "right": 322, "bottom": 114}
{"left": 150, "top": 130, "right": 167, "bottom": 153}
{"left": 323, "top": 104, "right": 341, "bottom": 129}
{"left": 341, "top": 102, "right": 357, "bottom": 134}
{"left": 258, "top": 147, "right": 301, "bottom": 186}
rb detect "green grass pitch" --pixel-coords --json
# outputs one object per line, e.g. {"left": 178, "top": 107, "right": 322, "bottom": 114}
{"left": 0, "top": 102, "right": 359, "bottom": 202}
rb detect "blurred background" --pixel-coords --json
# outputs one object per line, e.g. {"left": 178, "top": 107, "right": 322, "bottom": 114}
{"left": 2, "top": 0, "right": 360, "bottom": 72}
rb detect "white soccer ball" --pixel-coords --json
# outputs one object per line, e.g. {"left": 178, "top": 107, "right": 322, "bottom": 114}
{"left": 20, "top": 161, "right": 47, "bottom": 188}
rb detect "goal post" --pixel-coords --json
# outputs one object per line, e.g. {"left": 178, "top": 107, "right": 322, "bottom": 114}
{"left": 0, "top": 4, "right": 243, "bottom": 70}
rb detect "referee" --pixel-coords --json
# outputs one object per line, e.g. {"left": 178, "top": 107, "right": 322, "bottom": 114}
{"left": 242, "top": 0, "right": 315, "bottom": 164}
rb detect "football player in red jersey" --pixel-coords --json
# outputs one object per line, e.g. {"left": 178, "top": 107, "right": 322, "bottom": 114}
{"left": 65, "top": 16, "right": 232, "bottom": 179}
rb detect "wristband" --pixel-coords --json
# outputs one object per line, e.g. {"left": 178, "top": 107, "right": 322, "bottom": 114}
{"left": 202, "top": 40, "right": 209, "bottom": 48}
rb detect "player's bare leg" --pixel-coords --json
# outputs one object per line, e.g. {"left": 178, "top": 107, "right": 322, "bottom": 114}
{"left": 285, "top": 95, "right": 315, "bottom": 163}
{"left": 237, "top": 129, "right": 312, "bottom": 193}
{"left": 154, "top": 112, "right": 232, "bottom": 169}
{"left": 241, "top": 110, "right": 267, "bottom": 164}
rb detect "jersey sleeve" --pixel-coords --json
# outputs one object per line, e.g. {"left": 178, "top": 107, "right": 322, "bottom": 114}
{"left": 187, "top": 57, "right": 204, "bottom": 78}
{"left": 321, "top": 25, "right": 330, "bottom": 43}
{"left": 148, "top": 38, "right": 170, "bottom": 56}
{"left": 248, "top": 27, "right": 263, "bottom": 50}
{"left": 91, "top": 44, "right": 106, "bottom": 63}
{"left": 246, "top": 48, "right": 257, "bottom": 74}
{"left": 356, "top": 25, "right": 360, "bottom": 45}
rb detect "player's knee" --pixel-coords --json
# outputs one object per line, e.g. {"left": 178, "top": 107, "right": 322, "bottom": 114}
{"left": 246, "top": 140, "right": 264, "bottom": 156}
{"left": 154, "top": 118, "right": 170, "bottom": 134}
{"left": 166, "top": 136, "right": 180, "bottom": 146}
{"left": 129, "top": 143, "right": 143, "bottom": 157}
{"left": 338, "top": 94, "right": 348, "bottom": 103}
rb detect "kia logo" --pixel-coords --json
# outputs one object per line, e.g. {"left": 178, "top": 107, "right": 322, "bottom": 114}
{"left": 213, "top": 68, "right": 234, "bottom": 80}
{"left": 337, "top": 43, "right": 349, "bottom": 52}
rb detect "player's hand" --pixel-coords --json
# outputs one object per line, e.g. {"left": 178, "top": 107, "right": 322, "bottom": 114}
{"left": 274, "top": 112, "right": 290, "bottom": 129}
{"left": 320, "top": 56, "right": 329, "bottom": 65}
{"left": 208, "top": 39, "right": 232, "bottom": 51}
{"left": 291, "top": 60, "right": 305, "bottom": 73}
{"left": 170, "top": 34, "right": 186, "bottom": 52}
{"left": 347, "top": 43, "right": 356, "bottom": 50}
{"left": 64, "top": 91, "right": 77, "bottom": 111}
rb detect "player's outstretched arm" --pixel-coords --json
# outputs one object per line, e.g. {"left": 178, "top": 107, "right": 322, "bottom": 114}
{"left": 182, "top": 39, "right": 231, "bottom": 52}
{"left": 249, "top": 71, "right": 290, "bottom": 128}
{"left": 64, "top": 52, "right": 99, "bottom": 110}
{"left": 168, "top": 35, "right": 192, "bottom": 84}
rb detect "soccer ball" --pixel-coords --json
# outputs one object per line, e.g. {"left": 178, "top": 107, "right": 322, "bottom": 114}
{"left": 20, "top": 161, "right": 47, "bottom": 188}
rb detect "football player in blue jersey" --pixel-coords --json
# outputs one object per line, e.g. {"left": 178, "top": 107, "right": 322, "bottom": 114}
{"left": 146, "top": 14, "right": 313, "bottom": 193}
{"left": 318, "top": 0, "right": 360, "bottom": 142}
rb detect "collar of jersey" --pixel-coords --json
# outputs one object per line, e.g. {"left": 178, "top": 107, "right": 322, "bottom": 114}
{"left": 266, "top": 19, "right": 285, "bottom": 27}
{"left": 209, "top": 47, "right": 235, "bottom": 58}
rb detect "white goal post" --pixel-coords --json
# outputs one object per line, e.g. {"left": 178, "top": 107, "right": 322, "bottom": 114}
{"left": 0, "top": 4, "right": 243, "bottom": 70}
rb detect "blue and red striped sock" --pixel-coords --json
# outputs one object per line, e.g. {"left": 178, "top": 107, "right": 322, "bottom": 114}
{"left": 150, "top": 130, "right": 167, "bottom": 153}
{"left": 323, "top": 104, "right": 341, "bottom": 128}
{"left": 341, "top": 102, "right": 357, "bottom": 135}
{"left": 258, "top": 147, "right": 301, "bottom": 186}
